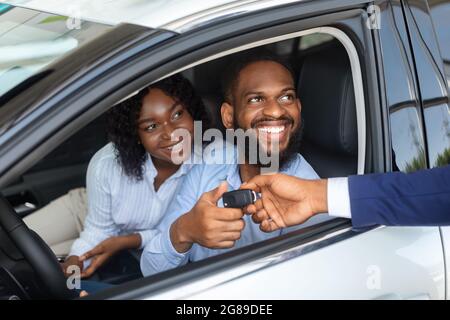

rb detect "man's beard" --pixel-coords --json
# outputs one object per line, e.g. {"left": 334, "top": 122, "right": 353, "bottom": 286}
{"left": 233, "top": 116, "right": 304, "bottom": 171}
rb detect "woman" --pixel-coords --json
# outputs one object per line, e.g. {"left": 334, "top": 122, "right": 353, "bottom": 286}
{"left": 24, "top": 74, "right": 207, "bottom": 278}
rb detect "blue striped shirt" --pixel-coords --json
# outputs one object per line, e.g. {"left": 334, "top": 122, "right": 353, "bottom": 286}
{"left": 140, "top": 141, "right": 327, "bottom": 276}
{"left": 69, "top": 143, "right": 192, "bottom": 265}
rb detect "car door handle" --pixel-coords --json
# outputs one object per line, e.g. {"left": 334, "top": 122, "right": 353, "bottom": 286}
{"left": 14, "top": 202, "right": 37, "bottom": 216}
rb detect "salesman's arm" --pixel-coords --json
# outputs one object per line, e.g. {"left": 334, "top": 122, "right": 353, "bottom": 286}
{"left": 241, "top": 165, "right": 450, "bottom": 230}
{"left": 344, "top": 165, "right": 450, "bottom": 227}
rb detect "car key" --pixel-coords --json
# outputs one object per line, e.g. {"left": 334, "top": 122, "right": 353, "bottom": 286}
{"left": 222, "top": 189, "right": 257, "bottom": 208}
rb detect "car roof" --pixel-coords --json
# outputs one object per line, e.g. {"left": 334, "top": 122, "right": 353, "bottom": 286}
{"left": 2, "top": 0, "right": 303, "bottom": 32}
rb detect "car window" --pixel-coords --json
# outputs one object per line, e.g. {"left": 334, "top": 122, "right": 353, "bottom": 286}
{"left": 429, "top": 0, "right": 450, "bottom": 91}
{"left": 424, "top": 0, "right": 450, "bottom": 167}
{"left": 0, "top": 4, "right": 111, "bottom": 98}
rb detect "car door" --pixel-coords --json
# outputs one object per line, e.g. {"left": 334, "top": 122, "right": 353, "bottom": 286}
{"left": 1, "top": 114, "right": 108, "bottom": 217}
{"left": 143, "top": 226, "right": 443, "bottom": 300}
{"left": 92, "top": 0, "right": 444, "bottom": 300}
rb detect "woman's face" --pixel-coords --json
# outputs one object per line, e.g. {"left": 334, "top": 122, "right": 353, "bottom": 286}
{"left": 137, "top": 88, "right": 194, "bottom": 165}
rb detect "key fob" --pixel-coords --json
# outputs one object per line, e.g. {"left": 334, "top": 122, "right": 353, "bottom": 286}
{"left": 222, "top": 189, "right": 257, "bottom": 208}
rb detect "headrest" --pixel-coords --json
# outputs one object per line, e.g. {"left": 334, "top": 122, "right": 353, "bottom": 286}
{"left": 297, "top": 42, "right": 358, "bottom": 156}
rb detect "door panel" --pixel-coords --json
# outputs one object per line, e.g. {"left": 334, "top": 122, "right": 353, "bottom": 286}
{"left": 1, "top": 113, "right": 108, "bottom": 216}
{"left": 147, "top": 227, "right": 445, "bottom": 299}
{"left": 2, "top": 164, "right": 87, "bottom": 217}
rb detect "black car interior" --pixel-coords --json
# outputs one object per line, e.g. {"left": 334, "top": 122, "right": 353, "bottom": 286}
{"left": 0, "top": 34, "right": 358, "bottom": 299}
{"left": 297, "top": 41, "right": 358, "bottom": 177}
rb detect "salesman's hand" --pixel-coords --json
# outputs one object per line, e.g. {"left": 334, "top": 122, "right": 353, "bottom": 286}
{"left": 241, "top": 174, "right": 328, "bottom": 232}
{"left": 78, "top": 234, "right": 141, "bottom": 278}
{"left": 170, "top": 181, "right": 246, "bottom": 253}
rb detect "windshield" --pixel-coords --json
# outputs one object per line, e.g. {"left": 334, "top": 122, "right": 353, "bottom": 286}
{"left": 0, "top": 3, "right": 111, "bottom": 97}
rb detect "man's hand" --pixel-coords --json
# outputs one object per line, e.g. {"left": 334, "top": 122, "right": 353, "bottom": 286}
{"left": 61, "top": 255, "right": 84, "bottom": 277}
{"left": 170, "top": 182, "right": 246, "bottom": 253}
{"left": 241, "top": 174, "right": 328, "bottom": 232}
{"left": 78, "top": 234, "right": 141, "bottom": 278}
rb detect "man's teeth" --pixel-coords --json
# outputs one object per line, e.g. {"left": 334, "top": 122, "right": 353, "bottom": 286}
{"left": 258, "top": 126, "right": 285, "bottom": 134}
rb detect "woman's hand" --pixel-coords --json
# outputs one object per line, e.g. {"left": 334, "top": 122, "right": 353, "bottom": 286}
{"left": 61, "top": 255, "right": 84, "bottom": 277}
{"left": 79, "top": 234, "right": 141, "bottom": 278}
{"left": 79, "top": 290, "right": 89, "bottom": 298}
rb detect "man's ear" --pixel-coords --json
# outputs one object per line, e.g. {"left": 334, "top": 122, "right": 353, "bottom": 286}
{"left": 221, "top": 102, "right": 234, "bottom": 129}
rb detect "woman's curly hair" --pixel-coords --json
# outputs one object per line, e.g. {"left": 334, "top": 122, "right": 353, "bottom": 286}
{"left": 107, "top": 74, "right": 208, "bottom": 181}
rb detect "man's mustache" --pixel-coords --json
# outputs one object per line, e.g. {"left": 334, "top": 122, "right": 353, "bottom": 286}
{"left": 250, "top": 116, "right": 294, "bottom": 129}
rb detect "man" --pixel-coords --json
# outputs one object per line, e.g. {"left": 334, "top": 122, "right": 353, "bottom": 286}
{"left": 241, "top": 165, "right": 450, "bottom": 231}
{"left": 140, "top": 52, "right": 327, "bottom": 276}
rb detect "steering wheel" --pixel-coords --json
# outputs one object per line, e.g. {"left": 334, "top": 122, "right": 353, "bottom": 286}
{"left": 0, "top": 194, "right": 76, "bottom": 299}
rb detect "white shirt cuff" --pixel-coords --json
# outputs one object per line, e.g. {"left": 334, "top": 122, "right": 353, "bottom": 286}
{"left": 327, "top": 177, "right": 352, "bottom": 219}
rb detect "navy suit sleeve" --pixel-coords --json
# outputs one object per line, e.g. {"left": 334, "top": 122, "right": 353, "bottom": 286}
{"left": 348, "top": 165, "right": 450, "bottom": 227}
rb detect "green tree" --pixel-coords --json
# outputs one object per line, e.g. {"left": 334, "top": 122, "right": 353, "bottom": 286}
{"left": 404, "top": 147, "right": 427, "bottom": 173}
{"left": 435, "top": 147, "right": 450, "bottom": 167}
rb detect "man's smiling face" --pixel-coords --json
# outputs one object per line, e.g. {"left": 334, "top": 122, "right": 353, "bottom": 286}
{"left": 221, "top": 60, "right": 302, "bottom": 167}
